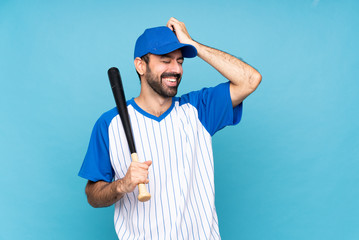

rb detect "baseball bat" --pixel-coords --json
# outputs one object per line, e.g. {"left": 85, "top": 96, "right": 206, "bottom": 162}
{"left": 107, "top": 67, "right": 151, "bottom": 202}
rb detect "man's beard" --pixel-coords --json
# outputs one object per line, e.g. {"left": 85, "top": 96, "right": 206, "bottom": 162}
{"left": 145, "top": 67, "right": 182, "bottom": 98}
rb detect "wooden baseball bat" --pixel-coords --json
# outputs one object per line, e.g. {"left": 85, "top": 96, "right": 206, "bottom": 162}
{"left": 107, "top": 67, "right": 151, "bottom": 202}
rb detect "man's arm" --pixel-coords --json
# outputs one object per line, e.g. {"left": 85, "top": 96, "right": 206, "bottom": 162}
{"left": 167, "top": 17, "right": 262, "bottom": 107}
{"left": 85, "top": 180, "right": 124, "bottom": 208}
{"left": 85, "top": 161, "right": 152, "bottom": 208}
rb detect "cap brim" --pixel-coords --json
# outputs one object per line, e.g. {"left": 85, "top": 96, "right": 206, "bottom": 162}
{"left": 149, "top": 42, "right": 197, "bottom": 58}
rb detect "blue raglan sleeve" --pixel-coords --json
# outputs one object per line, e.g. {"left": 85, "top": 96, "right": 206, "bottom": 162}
{"left": 182, "top": 82, "right": 243, "bottom": 136}
{"left": 78, "top": 114, "right": 115, "bottom": 183}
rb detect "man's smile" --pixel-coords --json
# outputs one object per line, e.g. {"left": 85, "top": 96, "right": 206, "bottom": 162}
{"left": 161, "top": 72, "right": 181, "bottom": 87}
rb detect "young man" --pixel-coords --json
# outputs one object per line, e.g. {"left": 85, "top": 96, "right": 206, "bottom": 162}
{"left": 79, "top": 17, "right": 261, "bottom": 239}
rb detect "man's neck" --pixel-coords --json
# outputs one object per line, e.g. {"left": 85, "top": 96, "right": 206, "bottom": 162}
{"left": 134, "top": 93, "right": 173, "bottom": 117}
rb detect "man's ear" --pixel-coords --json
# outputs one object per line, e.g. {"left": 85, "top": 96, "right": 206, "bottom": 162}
{"left": 134, "top": 57, "right": 146, "bottom": 76}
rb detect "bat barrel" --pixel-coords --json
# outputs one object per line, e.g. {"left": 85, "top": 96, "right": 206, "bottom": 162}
{"left": 108, "top": 67, "right": 137, "bottom": 153}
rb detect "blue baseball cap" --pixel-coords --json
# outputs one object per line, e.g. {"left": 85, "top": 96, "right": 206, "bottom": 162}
{"left": 134, "top": 26, "right": 197, "bottom": 59}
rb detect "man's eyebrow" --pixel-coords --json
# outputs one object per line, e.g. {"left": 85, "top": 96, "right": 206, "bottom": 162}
{"left": 160, "top": 54, "right": 172, "bottom": 59}
{"left": 160, "top": 55, "right": 184, "bottom": 61}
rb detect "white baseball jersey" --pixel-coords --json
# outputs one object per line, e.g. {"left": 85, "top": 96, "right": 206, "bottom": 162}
{"left": 79, "top": 82, "right": 243, "bottom": 239}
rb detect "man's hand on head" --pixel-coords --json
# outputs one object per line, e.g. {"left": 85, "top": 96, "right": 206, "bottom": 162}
{"left": 165, "top": 17, "right": 261, "bottom": 106}
{"left": 166, "top": 17, "right": 196, "bottom": 46}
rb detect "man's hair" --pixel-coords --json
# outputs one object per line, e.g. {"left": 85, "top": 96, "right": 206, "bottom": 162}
{"left": 136, "top": 54, "right": 150, "bottom": 82}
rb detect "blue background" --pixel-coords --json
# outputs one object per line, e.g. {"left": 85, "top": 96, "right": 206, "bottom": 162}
{"left": 1, "top": 0, "right": 358, "bottom": 239}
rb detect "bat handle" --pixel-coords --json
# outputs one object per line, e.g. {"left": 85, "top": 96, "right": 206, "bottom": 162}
{"left": 131, "top": 153, "right": 151, "bottom": 202}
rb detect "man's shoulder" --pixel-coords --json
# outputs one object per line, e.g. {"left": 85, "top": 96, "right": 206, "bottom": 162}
{"left": 176, "top": 86, "right": 208, "bottom": 106}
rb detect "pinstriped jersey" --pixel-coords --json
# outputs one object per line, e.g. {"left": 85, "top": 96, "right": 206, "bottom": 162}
{"left": 79, "top": 82, "right": 243, "bottom": 239}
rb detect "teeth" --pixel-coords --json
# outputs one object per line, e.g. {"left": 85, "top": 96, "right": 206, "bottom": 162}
{"left": 163, "top": 78, "right": 176, "bottom": 82}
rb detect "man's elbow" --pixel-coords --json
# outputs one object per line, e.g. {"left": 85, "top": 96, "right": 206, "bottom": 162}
{"left": 86, "top": 196, "right": 101, "bottom": 208}
{"left": 85, "top": 183, "right": 101, "bottom": 208}
{"left": 248, "top": 71, "right": 262, "bottom": 93}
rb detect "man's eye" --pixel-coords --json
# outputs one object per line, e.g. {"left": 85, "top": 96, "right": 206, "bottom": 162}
{"left": 162, "top": 61, "right": 170, "bottom": 63}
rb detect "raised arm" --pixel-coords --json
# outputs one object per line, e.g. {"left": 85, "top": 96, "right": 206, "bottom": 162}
{"left": 167, "top": 17, "right": 262, "bottom": 107}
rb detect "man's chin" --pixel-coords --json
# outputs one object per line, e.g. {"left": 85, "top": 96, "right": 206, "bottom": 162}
{"left": 166, "top": 87, "right": 178, "bottom": 97}
{"left": 162, "top": 91, "right": 177, "bottom": 98}
{"left": 159, "top": 85, "right": 178, "bottom": 98}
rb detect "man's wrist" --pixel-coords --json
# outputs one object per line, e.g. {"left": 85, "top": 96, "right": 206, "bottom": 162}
{"left": 113, "top": 179, "right": 126, "bottom": 196}
{"left": 190, "top": 40, "right": 200, "bottom": 51}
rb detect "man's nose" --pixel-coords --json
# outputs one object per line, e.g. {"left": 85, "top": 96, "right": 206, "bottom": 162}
{"left": 168, "top": 61, "right": 182, "bottom": 73}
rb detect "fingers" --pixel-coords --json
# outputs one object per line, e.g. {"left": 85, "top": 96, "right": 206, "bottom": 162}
{"left": 121, "top": 161, "right": 151, "bottom": 193}
{"left": 144, "top": 160, "right": 152, "bottom": 167}
{"left": 166, "top": 17, "right": 182, "bottom": 33}
{"left": 166, "top": 17, "right": 179, "bottom": 31}
{"left": 128, "top": 161, "right": 150, "bottom": 182}
{"left": 166, "top": 17, "right": 193, "bottom": 45}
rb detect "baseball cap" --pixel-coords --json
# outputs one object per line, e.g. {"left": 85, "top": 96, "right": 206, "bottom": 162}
{"left": 134, "top": 26, "right": 197, "bottom": 59}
